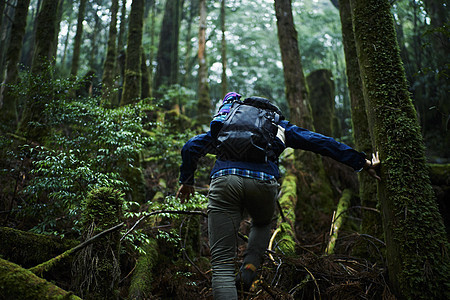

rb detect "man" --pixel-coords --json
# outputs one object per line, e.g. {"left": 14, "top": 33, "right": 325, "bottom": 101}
{"left": 176, "top": 92, "right": 380, "bottom": 299}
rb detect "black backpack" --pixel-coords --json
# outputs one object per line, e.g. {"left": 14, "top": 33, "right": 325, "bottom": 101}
{"left": 216, "top": 97, "right": 284, "bottom": 162}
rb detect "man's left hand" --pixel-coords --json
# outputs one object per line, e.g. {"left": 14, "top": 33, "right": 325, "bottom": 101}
{"left": 176, "top": 184, "right": 195, "bottom": 203}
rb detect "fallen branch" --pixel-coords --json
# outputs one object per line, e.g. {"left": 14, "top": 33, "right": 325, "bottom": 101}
{"left": 29, "top": 222, "right": 124, "bottom": 276}
{"left": 121, "top": 209, "right": 207, "bottom": 241}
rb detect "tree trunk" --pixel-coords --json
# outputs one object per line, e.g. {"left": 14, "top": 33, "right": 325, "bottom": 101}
{"left": 52, "top": 0, "right": 65, "bottom": 63}
{"left": 338, "top": 0, "right": 381, "bottom": 244}
{"left": 153, "top": 0, "right": 181, "bottom": 99}
{"left": 197, "top": 0, "right": 211, "bottom": 124}
{"left": 88, "top": 5, "right": 102, "bottom": 72}
{"left": 220, "top": 0, "right": 227, "bottom": 97}
{"left": 274, "top": 0, "right": 334, "bottom": 234}
{"left": 17, "top": 0, "right": 60, "bottom": 142}
{"left": 0, "top": 258, "right": 81, "bottom": 300}
{"left": 351, "top": 0, "right": 450, "bottom": 298}
{"left": 307, "top": 69, "right": 335, "bottom": 137}
{"left": 182, "top": 0, "right": 195, "bottom": 87}
{"left": 70, "top": 0, "right": 87, "bottom": 77}
{"left": 0, "top": 0, "right": 31, "bottom": 133}
{"left": 101, "top": 0, "right": 120, "bottom": 107}
{"left": 120, "top": 0, "right": 144, "bottom": 106}
{"left": 0, "top": 0, "right": 15, "bottom": 84}
{"left": 72, "top": 187, "right": 123, "bottom": 300}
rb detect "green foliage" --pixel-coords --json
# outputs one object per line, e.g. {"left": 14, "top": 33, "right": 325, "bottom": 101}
{"left": 18, "top": 80, "right": 152, "bottom": 233}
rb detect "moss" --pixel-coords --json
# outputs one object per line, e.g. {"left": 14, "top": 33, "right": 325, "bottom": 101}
{"left": 0, "top": 227, "right": 77, "bottom": 269}
{"left": 0, "top": 258, "right": 80, "bottom": 300}
{"left": 128, "top": 238, "right": 159, "bottom": 298}
{"left": 338, "top": 0, "right": 382, "bottom": 257}
{"left": 73, "top": 187, "right": 123, "bottom": 299}
{"left": 351, "top": 0, "right": 450, "bottom": 298}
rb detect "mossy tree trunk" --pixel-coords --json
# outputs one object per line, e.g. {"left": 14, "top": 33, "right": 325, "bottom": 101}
{"left": 308, "top": 68, "right": 358, "bottom": 194}
{"left": 351, "top": 0, "right": 450, "bottom": 298}
{"left": 120, "top": 0, "right": 144, "bottom": 106}
{"left": 70, "top": 0, "right": 87, "bottom": 77}
{"left": 72, "top": 187, "right": 123, "bottom": 300}
{"left": 338, "top": 0, "right": 381, "bottom": 244}
{"left": 307, "top": 69, "right": 335, "bottom": 137}
{"left": 0, "top": 0, "right": 31, "bottom": 133}
{"left": 128, "top": 238, "right": 159, "bottom": 299}
{"left": 101, "top": 0, "right": 120, "bottom": 107}
{"left": 153, "top": 0, "right": 181, "bottom": 100}
{"left": 274, "top": 0, "right": 334, "bottom": 234}
{"left": 0, "top": 258, "right": 81, "bottom": 300}
{"left": 17, "top": 0, "right": 60, "bottom": 143}
{"left": 197, "top": 0, "right": 211, "bottom": 125}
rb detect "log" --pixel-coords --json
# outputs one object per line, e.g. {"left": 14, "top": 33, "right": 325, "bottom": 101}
{"left": 0, "top": 258, "right": 80, "bottom": 299}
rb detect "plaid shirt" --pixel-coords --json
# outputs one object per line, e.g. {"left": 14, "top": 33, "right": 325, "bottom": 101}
{"left": 211, "top": 168, "right": 275, "bottom": 181}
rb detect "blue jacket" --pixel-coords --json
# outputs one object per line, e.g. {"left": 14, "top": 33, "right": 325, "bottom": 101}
{"left": 179, "top": 119, "right": 366, "bottom": 185}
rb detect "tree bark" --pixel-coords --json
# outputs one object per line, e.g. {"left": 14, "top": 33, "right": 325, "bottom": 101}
{"left": 338, "top": 0, "right": 381, "bottom": 244}
{"left": 17, "top": 0, "right": 60, "bottom": 142}
{"left": 153, "top": 0, "right": 181, "bottom": 99}
{"left": 101, "top": 0, "right": 120, "bottom": 107}
{"left": 351, "top": 0, "right": 450, "bottom": 298}
{"left": 70, "top": 0, "right": 87, "bottom": 77}
{"left": 0, "top": 0, "right": 31, "bottom": 133}
{"left": 307, "top": 69, "right": 335, "bottom": 137}
{"left": 120, "top": 0, "right": 144, "bottom": 106}
{"left": 274, "top": 0, "right": 334, "bottom": 234}
{"left": 197, "top": 0, "right": 211, "bottom": 124}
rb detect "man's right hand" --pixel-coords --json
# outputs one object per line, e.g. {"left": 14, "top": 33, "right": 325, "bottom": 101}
{"left": 364, "top": 152, "right": 381, "bottom": 181}
{"left": 176, "top": 184, "right": 195, "bottom": 203}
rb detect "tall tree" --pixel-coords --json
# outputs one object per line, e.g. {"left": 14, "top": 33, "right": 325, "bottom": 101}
{"left": 153, "top": 0, "right": 181, "bottom": 99}
{"left": 120, "top": 0, "right": 144, "bottom": 105}
{"left": 101, "top": 0, "right": 120, "bottom": 107}
{"left": 70, "top": 0, "right": 87, "bottom": 77}
{"left": 338, "top": 0, "right": 381, "bottom": 244}
{"left": 0, "top": 0, "right": 31, "bottom": 133}
{"left": 220, "top": 0, "right": 227, "bottom": 96}
{"left": 197, "top": 0, "right": 211, "bottom": 124}
{"left": 0, "top": 0, "right": 15, "bottom": 84}
{"left": 17, "top": 0, "right": 61, "bottom": 141}
{"left": 274, "top": 0, "right": 334, "bottom": 233}
{"left": 351, "top": 0, "right": 450, "bottom": 298}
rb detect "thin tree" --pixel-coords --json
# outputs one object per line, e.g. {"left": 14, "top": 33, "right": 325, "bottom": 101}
{"left": 70, "top": 0, "right": 87, "bottom": 77}
{"left": 17, "top": 0, "right": 61, "bottom": 141}
{"left": 101, "top": 0, "right": 120, "bottom": 107}
{"left": 351, "top": 0, "right": 450, "bottom": 298}
{"left": 274, "top": 0, "right": 334, "bottom": 233}
{"left": 153, "top": 0, "right": 181, "bottom": 99}
{"left": 197, "top": 0, "right": 211, "bottom": 124}
{"left": 220, "top": 0, "right": 227, "bottom": 96}
{"left": 0, "top": 0, "right": 31, "bottom": 133}
{"left": 338, "top": 0, "right": 381, "bottom": 244}
{"left": 120, "top": 0, "right": 144, "bottom": 106}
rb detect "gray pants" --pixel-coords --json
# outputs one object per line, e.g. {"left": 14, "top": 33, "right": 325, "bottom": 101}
{"left": 208, "top": 175, "right": 278, "bottom": 299}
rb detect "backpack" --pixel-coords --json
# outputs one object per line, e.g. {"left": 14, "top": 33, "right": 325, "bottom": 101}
{"left": 215, "top": 97, "right": 284, "bottom": 162}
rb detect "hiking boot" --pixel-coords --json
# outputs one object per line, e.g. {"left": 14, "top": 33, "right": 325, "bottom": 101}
{"left": 235, "top": 263, "right": 257, "bottom": 292}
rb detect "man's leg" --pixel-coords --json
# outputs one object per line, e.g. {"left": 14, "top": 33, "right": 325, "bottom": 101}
{"left": 208, "top": 175, "right": 243, "bottom": 300}
{"left": 238, "top": 178, "right": 278, "bottom": 289}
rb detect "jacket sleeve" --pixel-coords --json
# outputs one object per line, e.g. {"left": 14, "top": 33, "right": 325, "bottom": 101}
{"left": 179, "top": 132, "right": 217, "bottom": 185}
{"left": 281, "top": 120, "right": 366, "bottom": 171}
